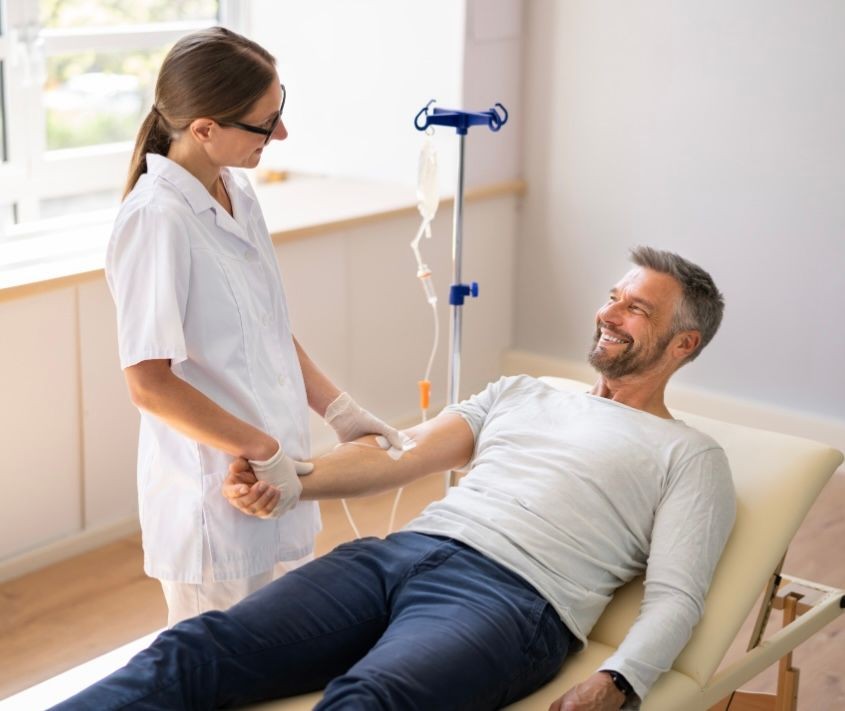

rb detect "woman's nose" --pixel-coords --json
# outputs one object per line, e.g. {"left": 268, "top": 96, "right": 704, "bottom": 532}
{"left": 272, "top": 118, "right": 288, "bottom": 142}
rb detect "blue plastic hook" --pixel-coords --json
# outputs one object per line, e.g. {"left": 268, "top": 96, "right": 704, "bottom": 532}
{"left": 414, "top": 100, "right": 509, "bottom": 136}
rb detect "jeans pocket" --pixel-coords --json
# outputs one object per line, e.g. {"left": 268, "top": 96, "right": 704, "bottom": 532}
{"left": 500, "top": 602, "right": 572, "bottom": 707}
{"left": 525, "top": 601, "right": 570, "bottom": 668}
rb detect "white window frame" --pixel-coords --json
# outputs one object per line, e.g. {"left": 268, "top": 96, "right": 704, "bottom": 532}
{"left": 0, "top": 0, "right": 247, "bottom": 229}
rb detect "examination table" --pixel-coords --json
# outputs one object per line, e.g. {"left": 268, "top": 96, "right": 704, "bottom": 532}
{"left": 252, "top": 376, "right": 845, "bottom": 711}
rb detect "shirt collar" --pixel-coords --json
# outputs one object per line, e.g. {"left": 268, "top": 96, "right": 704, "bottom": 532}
{"left": 146, "top": 153, "right": 216, "bottom": 215}
{"left": 145, "top": 154, "right": 258, "bottom": 244}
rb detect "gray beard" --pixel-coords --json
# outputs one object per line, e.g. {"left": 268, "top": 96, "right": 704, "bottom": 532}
{"left": 588, "top": 329, "right": 673, "bottom": 379}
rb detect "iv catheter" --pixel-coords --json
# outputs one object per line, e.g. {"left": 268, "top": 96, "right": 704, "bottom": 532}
{"left": 414, "top": 100, "right": 509, "bottom": 491}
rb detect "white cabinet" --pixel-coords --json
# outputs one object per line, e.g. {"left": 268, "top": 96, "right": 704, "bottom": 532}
{"left": 0, "top": 289, "right": 81, "bottom": 560}
{"left": 0, "top": 192, "right": 518, "bottom": 578}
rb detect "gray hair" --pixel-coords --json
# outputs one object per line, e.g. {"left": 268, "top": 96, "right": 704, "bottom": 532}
{"left": 630, "top": 246, "right": 725, "bottom": 362}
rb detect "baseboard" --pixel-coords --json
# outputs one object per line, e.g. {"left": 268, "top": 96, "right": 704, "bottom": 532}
{"left": 503, "top": 349, "right": 845, "bottom": 457}
{"left": 0, "top": 517, "right": 140, "bottom": 583}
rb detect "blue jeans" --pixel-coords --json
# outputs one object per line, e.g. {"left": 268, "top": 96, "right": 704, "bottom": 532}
{"left": 51, "top": 532, "right": 574, "bottom": 710}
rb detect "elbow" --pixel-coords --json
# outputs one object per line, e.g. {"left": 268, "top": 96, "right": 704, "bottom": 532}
{"left": 128, "top": 382, "right": 154, "bottom": 411}
{"left": 124, "top": 362, "right": 172, "bottom": 413}
{"left": 127, "top": 379, "right": 156, "bottom": 412}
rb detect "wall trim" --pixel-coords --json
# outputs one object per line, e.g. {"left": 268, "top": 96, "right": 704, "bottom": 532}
{"left": 0, "top": 517, "right": 140, "bottom": 584}
{"left": 503, "top": 349, "right": 845, "bottom": 457}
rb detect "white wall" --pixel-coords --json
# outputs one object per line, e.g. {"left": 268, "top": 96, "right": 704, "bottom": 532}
{"left": 249, "top": 0, "right": 524, "bottom": 193}
{"left": 462, "top": 0, "right": 525, "bottom": 188}
{"left": 249, "top": 0, "right": 466, "bottom": 194}
{"left": 518, "top": 1, "right": 845, "bottom": 421}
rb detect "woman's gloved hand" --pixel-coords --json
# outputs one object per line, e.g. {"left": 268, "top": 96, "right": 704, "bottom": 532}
{"left": 325, "top": 392, "right": 410, "bottom": 450}
{"left": 248, "top": 443, "right": 314, "bottom": 518}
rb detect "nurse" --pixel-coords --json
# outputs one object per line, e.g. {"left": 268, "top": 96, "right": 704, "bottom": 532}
{"left": 110, "top": 26, "right": 406, "bottom": 626}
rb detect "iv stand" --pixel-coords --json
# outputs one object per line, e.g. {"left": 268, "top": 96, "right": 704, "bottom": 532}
{"left": 414, "top": 100, "right": 509, "bottom": 491}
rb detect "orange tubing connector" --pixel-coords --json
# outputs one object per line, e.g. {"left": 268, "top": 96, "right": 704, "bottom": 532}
{"left": 418, "top": 380, "right": 431, "bottom": 410}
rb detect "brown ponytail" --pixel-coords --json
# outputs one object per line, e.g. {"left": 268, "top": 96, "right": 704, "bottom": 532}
{"left": 123, "top": 26, "right": 277, "bottom": 198}
{"left": 123, "top": 108, "right": 174, "bottom": 198}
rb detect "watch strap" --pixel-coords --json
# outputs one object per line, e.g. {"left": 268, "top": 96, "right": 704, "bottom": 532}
{"left": 602, "top": 669, "right": 634, "bottom": 699}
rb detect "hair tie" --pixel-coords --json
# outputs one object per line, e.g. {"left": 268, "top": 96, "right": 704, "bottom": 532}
{"left": 151, "top": 104, "right": 161, "bottom": 118}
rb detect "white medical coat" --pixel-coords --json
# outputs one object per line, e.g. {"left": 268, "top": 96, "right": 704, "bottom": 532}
{"left": 107, "top": 154, "right": 320, "bottom": 583}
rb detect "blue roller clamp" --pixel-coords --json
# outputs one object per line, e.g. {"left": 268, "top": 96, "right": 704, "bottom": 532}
{"left": 449, "top": 282, "right": 479, "bottom": 306}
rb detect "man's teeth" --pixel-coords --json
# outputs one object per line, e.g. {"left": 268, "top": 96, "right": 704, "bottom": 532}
{"left": 601, "top": 333, "right": 627, "bottom": 344}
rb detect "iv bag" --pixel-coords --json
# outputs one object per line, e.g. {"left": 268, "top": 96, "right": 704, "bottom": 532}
{"left": 417, "top": 135, "right": 439, "bottom": 223}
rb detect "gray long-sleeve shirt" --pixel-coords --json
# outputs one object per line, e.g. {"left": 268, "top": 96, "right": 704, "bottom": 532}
{"left": 405, "top": 375, "right": 736, "bottom": 702}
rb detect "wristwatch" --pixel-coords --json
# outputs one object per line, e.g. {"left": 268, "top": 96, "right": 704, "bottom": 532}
{"left": 602, "top": 669, "right": 635, "bottom": 701}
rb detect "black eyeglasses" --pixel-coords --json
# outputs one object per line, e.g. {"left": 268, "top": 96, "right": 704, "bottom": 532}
{"left": 215, "top": 84, "right": 286, "bottom": 145}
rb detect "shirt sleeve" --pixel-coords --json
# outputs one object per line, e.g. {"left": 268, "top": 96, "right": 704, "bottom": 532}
{"left": 599, "top": 446, "right": 736, "bottom": 707}
{"left": 440, "top": 375, "right": 521, "bottom": 439}
{"left": 106, "top": 204, "right": 191, "bottom": 369}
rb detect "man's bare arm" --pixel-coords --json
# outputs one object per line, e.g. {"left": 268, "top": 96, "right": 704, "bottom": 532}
{"left": 223, "top": 413, "right": 474, "bottom": 513}
{"left": 300, "top": 413, "right": 473, "bottom": 499}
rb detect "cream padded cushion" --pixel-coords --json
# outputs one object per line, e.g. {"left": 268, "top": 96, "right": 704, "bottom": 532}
{"left": 250, "top": 643, "right": 701, "bottom": 711}
{"left": 251, "top": 377, "right": 844, "bottom": 710}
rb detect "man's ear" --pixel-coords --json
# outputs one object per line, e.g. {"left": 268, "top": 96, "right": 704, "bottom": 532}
{"left": 674, "top": 330, "right": 701, "bottom": 361}
{"left": 189, "top": 118, "right": 215, "bottom": 143}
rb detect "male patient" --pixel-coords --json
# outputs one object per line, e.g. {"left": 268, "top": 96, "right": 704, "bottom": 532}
{"left": 52, "top": 247, "right": 735, "bottom": 711}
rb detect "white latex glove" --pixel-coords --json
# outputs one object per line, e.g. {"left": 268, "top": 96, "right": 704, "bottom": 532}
{"left": 325, "top": 392, "right": 410, "bottom": 450}
{"left": 248, "top": 443, "right": 314, "bottom": 519}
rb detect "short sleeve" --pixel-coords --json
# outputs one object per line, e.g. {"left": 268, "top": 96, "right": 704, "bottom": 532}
{"left": 441, "top": 375, "right": 519, "bottom": 439}
{"left": 106, "top": 204, "right": 191, "bottom": 369}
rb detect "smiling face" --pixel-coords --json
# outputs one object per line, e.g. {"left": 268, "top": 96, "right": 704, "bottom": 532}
{"left": 588, "top": 267, "right": 685, "bottom": 379}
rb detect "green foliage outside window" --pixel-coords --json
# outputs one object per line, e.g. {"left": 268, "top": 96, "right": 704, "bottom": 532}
{"left": 40, "top": 0, "right": 218, "bottom": 30}
{"left": 41, "top": 0, "right": 218, "bottom": 150}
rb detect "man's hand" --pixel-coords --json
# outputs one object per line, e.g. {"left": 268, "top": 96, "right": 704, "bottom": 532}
{"left": 246, "top": 443, "right": 314, "bottom": 518}
{"left": 549, "top": 672, "right": 626, "bottom": 711}
{"left": 222, "top": 459, "right": 282, "bottom": 518}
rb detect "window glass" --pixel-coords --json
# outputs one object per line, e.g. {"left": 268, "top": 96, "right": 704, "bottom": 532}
{"left": 44, "top": 47, "right": 169, "bottom": 150}
{"left": 40, "top": 0, "right": 218, "bottom": 30}
{"left": 1, "top": 0, "right": 5, "bottom": 162}
{"left": 0, "top": 62, "right": 6, "bottom": 161}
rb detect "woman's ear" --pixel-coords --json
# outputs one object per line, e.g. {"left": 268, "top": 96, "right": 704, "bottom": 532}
{"left": 189, "top": 118, "right": 215, "bottom": 143}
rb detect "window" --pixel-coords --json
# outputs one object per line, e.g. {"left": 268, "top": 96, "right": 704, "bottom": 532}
{"left": 0, "top": 0, "right": 244, "bottom": 237}
{"left": 0, "top": 5, "right": 13, "bottom": 237}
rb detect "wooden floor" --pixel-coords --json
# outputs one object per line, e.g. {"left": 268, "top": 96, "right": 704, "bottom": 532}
{"left": 1, "top": 470, "right": 843, "bottom": 708}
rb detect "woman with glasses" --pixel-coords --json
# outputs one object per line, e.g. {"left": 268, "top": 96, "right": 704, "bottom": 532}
{"left": 111, "top": 27, "right": 406, "bottom": 625}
